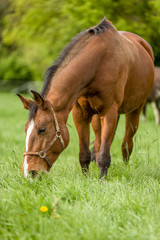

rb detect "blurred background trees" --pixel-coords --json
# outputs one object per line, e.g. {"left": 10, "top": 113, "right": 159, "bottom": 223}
{"left": 0, "top": 0, "right": 160, "bottom": 88}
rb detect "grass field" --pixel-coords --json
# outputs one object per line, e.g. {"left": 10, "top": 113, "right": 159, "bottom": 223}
{"left": 1, "top": 92, "right": 160, "bottom": 240}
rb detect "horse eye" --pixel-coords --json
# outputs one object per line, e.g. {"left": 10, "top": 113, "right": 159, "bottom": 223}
{"left": 38, "top": 128, "right": 46, "bottom": 135}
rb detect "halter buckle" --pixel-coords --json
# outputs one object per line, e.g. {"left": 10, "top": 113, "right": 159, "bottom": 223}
{"left": 39, "top": 151, "right": 46, "bottom": 158}
{"left": 56, "top": 131, "right": 61, "bottom": 138}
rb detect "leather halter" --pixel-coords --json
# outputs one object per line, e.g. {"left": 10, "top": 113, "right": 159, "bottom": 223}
{"left": 23, "top": 101, "right": 65, "bottom": 168}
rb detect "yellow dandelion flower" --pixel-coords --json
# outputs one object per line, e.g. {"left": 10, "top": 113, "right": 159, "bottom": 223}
{"left": 40, "top": 206, "right": 48, "bottom": 212}
{"left": 53, "top": 208, "right": 56, "bottom": 212}
{"left": 56, "top": 214, "right": 60, "bottom": 218}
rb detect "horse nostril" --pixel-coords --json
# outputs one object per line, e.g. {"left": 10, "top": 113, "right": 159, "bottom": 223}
{"left": 29, "top": 170, "right": 37, "bottom": 178}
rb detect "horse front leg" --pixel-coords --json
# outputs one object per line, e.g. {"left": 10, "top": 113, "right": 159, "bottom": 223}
{"left": 91, "top": 114, "right": 101, "bottom": 162}
{"left": 72, "top": 103, "right": 92, "bottom": 173}
{"left": 97, "top": 104, "right": 118, "bottom": 178}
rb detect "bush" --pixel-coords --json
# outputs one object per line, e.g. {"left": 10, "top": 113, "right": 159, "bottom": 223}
{"left": 0, "top": 46, "right": 33, "bottom": 83}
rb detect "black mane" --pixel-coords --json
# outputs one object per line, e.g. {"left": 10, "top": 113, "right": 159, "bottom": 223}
{"left": 29, "top": 17, "right": 110, "bottom": 120}
{"left": 40, "top": 31, "right": 88, "bottom": 98}
{"left": 41, "top": 17, "right": 110, "bottom": 97}
{"left": 88, "top": 17, "right": 112, "bottom": 35}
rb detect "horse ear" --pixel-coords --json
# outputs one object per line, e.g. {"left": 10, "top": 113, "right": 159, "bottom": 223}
{"left": 17, "top": 94, "right": 33, "bottom": 110}
{"left": 31, "top": 90, "right": 46, "bottom": 110}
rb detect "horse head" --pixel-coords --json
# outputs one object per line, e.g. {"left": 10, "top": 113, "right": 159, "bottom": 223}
{"left": 17, "top": 91, "right": 69, "bottom": 177}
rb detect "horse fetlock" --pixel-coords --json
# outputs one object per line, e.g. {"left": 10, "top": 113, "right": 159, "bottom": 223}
{"left": 82, "top": 167, "right": 89, "bottom": 175}
{"left": 100, "top": 167, "right": 108, "bottom": 179}
{"left": 79, "top": 152, "right": 91, "bottom": 170}
{"left": 97, "top": 152, "right": 111, "bottom": 170}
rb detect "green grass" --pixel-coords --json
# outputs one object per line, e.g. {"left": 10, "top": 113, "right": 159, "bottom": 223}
{"left": 1, "top": 92, "right": 160, "bottom": 240}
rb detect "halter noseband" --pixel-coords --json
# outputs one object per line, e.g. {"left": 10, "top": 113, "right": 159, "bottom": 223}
{"left": 23, "top": 102, "right": 65, "bottom": 168}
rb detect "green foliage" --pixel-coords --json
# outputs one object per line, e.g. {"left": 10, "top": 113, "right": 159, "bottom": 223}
{"left": 1, "top": 93, "right": 160, "bottom": 239}
{"left": 0, "top": 46, "right": 33, "bottom": 83}
{"left": 1, "top": 0, "right": 160, "bottom": 82}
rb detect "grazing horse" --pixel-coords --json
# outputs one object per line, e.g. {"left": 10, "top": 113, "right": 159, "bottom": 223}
{"left": 17, "top": 18, "right": 154, "bottom": 178}
{"left": 142, "top": 67, "right": 160, "bottom": 125}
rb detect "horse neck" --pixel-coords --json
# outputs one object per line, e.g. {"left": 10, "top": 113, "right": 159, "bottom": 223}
{"left": 46, "top": 42, "right": 103, "bottom": 119}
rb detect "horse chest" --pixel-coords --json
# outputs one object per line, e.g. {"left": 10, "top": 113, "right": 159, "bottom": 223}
{"left": 77, "top": 95, "right": 104, "bottom": 116}
{"left": 87, "top": 96, "right": 104, "bottom": 114}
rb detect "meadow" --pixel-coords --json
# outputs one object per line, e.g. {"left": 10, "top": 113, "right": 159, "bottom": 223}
{"left": 0, "top": 92, "right": 160, "bottom": 240}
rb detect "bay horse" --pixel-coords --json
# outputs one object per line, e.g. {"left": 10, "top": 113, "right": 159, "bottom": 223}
{"left": 17, "top": 18, "right": 154, "bottom": 178}
{"left": 142, "top": 67, "right": 160, "bottom": 125}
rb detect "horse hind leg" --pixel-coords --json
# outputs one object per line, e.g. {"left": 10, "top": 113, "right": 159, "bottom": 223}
{"left": 122, "top": 106, "right": 143, "bottom": 163}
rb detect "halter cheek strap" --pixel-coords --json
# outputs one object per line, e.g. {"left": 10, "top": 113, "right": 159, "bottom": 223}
{"left": 23, "top": 102, "right": 65, "bottom": 168}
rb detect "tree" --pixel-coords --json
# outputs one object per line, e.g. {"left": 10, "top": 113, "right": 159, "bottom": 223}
{"left": 1, "top": 0, "right": 160, "bottom": 82}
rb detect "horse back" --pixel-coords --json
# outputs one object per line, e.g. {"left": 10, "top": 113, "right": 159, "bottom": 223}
{"left": 119, "top": 31, "right": 154, "bottom": 62}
